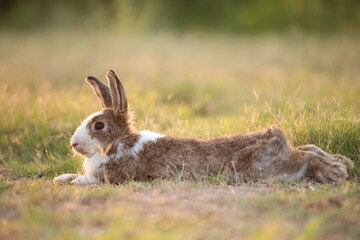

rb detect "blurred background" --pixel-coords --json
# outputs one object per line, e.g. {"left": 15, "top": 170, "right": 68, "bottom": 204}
{"left": 0, "top": 0, "right": 359, "bottom": 178}
{"left": 1, "top": 0, "right": 360, "bottom": 33}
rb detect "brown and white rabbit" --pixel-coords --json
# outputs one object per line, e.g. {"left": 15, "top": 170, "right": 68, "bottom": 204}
{"left": 53, "top": 70, "right": 354, "bottom": 186}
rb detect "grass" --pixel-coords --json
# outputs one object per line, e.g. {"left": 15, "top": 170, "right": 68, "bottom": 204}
{"left": 0, "top": 31, "right": 359, "bottom": 239}
{"left": 0, "top": 180, "right": 359, "bottom": 240}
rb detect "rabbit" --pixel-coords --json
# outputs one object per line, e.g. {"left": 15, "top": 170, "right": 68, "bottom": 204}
{"left": 53, "top": 70, "right": 354, "bottom": 186}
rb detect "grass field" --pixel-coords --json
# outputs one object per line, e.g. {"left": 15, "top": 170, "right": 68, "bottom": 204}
{"left": 0, "top": 31, "right": 359, "bottom": 240}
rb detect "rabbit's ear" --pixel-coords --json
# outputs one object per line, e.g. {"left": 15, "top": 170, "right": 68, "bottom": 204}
{"left": 86, "top": 76, "right": 112, "bottom": 108}
{"left": 106, "top": 70, "right": 128, "bottom": 114}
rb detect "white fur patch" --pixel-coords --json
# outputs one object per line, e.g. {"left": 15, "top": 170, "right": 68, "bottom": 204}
{"left": 132, "top": 131, "right": 164, "bottom": 155}
{"left": 83, "top": 152, "right": 109, "bottom": 176}
{"left": 71, "top": 111, "right": 104, "bottom": 157}
{"left": 113, "top": 131, "right": 164, "bottom": 159}
{"left": 71, "top": 175, "right": 100, "bottom": 185}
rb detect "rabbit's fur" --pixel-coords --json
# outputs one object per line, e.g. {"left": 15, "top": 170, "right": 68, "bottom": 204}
{"left": 53, "top": 70, "right": 354, "bottom": 185}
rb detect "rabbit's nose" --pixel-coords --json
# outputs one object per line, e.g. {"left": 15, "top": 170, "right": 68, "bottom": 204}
{"left": 71, "top": 143, "right": 78, "bottom": 148}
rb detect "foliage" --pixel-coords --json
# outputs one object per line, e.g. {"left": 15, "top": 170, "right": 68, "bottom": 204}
{"left": 0, "top": 0, "right": 360, "bottom": 33}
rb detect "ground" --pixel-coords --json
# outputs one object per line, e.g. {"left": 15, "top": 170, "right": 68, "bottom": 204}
{"left": 0, "top": 32, "right": 359, "bottom": 240}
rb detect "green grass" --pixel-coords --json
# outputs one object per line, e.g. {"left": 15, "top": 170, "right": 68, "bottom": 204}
{"left": 0, "top": 31, "right": 359, "bottom": 239}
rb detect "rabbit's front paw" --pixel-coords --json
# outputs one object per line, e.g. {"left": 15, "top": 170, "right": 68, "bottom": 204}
{"left": 71, "top": 175, "right": 100, "bottom": 186}
{"left": 53, "top": 174, "right": 78, "bottom": 185}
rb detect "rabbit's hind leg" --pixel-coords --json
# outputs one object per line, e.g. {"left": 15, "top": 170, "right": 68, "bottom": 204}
{"left": 297, "top": 144, "right": 354, "bottom": 174}
{"left": 293, "top": 150, "right": 348, "bottom": 184}
{"left": 297, "top": 144, "right": 330, "bottom": 159}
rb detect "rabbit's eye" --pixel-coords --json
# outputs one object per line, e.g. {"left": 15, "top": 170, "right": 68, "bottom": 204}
{"left": 94, "top": 122, "right": 105, "bottom": 130}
